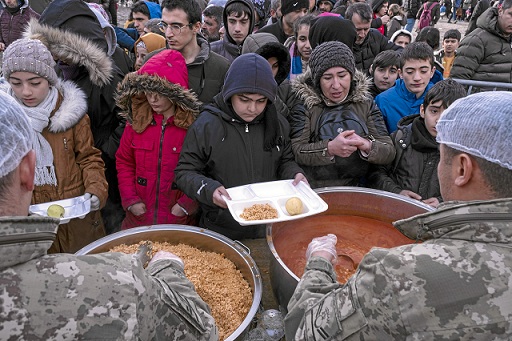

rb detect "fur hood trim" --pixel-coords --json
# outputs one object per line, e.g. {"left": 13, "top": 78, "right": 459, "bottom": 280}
{"left": 291, "top": 68, "right": 371, "bottom": 109}
{"left": 24, "top": 19, "right": 113, "bottom": 87}
{"left": 49, "top": 79, "right": 87, "bottom": 133}
{"left": 116, "top": 73, "right": 201, "bottom": 133}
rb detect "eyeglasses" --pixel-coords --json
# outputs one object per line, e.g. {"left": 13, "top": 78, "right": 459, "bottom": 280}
{"left": 158, "top": 21, "right": 193, "bottom": 35}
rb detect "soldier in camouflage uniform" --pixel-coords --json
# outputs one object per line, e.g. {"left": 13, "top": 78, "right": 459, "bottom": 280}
{"left": 284, "top": 91, "right": 512, "bottom": 340}
{"left": 0, "top": 91, "right": 218, "bottom": 340}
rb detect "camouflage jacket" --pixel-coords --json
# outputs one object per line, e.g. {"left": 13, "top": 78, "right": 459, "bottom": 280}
{"left": 284, "top": 198, "right": 512, "bottom": 340}
{"left": 0, "top": 216, "right": 218, "bottom": 340}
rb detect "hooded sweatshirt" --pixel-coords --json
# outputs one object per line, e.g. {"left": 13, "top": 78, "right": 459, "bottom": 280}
{"left": 211, "top": 0, "right": 255, "bottom": 62}
{"left": 175, "top": 53, "right": 304, "bottom": 240}
{"left": 0, "top": 0, "right": 39, "bottom": 47}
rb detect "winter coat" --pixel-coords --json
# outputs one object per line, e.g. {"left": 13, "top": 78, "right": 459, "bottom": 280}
{"left": 257, "top": 17, "right": 290, "bottom": 44}
{"left": 289, "top": 69, "right": 395, "bottom": 188}
{"left": 368, "top": 114, "right": 442, "bottom": 201}
{"left": 115, "top": 58, "right": 200, "bottom": 229}
{"left": 403, "top": 0, "right": 422, "bottom": 18}
{"left": 375, "top": 78, "right": 434, "bottom": 133}
{"left": 2, "top": 80, "right": 108, "bottom": 253}
{"left": 211, "top": 0, "right": 255, "bottom": 62}
{"left": 0, "top": 0, "right": 39, "bottom": 47}
{"left": 174, "top": 96, "right": 304, "bottom": 240}
{"left": 285, "top": 198, "right": 512, "bottom": 340}
{"left": 386, "top": 15, "right": 407, "bottom": 38}
{"left": 0, "top": 216, "right": 218, "bottom": 340}
{"left": 466, "top": 0, "right": 490, "bottom": 34}
{"left": 353, "top": 29, "right": 403, "bottom": 74}
{"left": 450, "top": 7, "right": 512, "bottom": 83}
{"left": 416, "top": 1, "right": 441, "bottom": 25}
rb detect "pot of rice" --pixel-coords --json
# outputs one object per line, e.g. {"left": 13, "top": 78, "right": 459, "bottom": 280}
{"left": 268, "top": 187, "right": 434, "bottom": 313}
{"left": 76, "top": 224, "right": 262, "bottom": 341}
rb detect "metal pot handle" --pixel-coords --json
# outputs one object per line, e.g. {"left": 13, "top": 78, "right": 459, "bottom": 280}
{"left": 234, "top": 240, "right": 251, "bottom": 255}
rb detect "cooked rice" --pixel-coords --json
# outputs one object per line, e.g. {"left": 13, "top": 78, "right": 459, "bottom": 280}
{"left": 240, "top": 203, "right": 278, "bottom": 220}
{"left": 110, "top": 241, "right": 253, "bottom": 340}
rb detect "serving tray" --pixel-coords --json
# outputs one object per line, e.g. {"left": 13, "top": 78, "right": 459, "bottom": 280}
{"left": 29, "top": 195, "right": 91, "bottom": 224}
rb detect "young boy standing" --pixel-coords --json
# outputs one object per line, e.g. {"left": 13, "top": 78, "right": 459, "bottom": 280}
{"left": 369, "top": 79, "right": 466, "bottom": 208}
{"left": 375, "top": 42, "right": 436, "bottom": 133}
{"left": 368, "top": 50, "right": 401, "bottom": 98}
{"left": 434, "top": 29, "right": 461, "bottom": 79}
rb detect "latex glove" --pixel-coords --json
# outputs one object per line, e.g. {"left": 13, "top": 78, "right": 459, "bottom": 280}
{"left": 305, "top": 234, "right": 338, "bottom": 264}
{"left": 148, "top": 250, "right": 185, "bottom": 269}
{"left": 84, "top": 193, "right": 100, "bottom": 211}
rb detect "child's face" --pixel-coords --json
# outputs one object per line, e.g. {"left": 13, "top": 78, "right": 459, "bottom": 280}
{"left": 231, "top": 93, "right": 268, "bottom": 122}
{"left": 373, "top": 64, "right": 399, "bottom": 91}
{"left": 8, "top": 72, "right": 51, "bottom": 107}
{"left": 145, "top": 92, "right": 175, "bottom": 117}
{"left": 135, "top": 47, "right": 148, "bottom": 71}
{"left": 442, "top": 38, "right": 459, "bottom": 54}
{"left": 377, "top": 2, "right": 389, "bottom": 17}
{"left": 267, "top": 57, "right": 279, "bottom": 78}
{"left": 394, "top": 35, "right": 411, "bottom": 48}
{"left": 399, "top": 59, "right": 435, "bottom": 97}
{"left": 296, "top": 25, "right": 311, "bottom": 61}
{"left": 420, "top": 100, "right": 445, "bottom": 137}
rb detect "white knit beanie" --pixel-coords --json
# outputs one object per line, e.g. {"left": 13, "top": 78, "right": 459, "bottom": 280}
{"left": 436, "top": 91, "right": 512, "bottom": 170}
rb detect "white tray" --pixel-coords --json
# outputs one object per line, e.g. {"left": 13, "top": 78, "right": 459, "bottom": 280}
{"left": 29, "top": 195, "right": 91, "bottom": 224}
{"left": 223, "top": 180, "right": 328, "bottom": 226}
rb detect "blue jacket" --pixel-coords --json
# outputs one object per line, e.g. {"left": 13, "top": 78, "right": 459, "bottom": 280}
{"left": 115, "top": 1, "right": 161, "bottom": 51}
{"left": 375, "top": 79, "right": 434, "bottom": 133}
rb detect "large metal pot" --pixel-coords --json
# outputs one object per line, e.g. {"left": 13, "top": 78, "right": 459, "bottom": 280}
{"left": 76, "top": 224, "right": 262, "bottom": 341}
{"left": 267, "top": 187, "right": 434, "bottom": 313}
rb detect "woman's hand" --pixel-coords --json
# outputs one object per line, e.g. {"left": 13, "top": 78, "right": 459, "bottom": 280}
{"left": 292, "top": 173, "right": 309, "bottom": 186}
{"left": 213, "top": 186, "right": 231, "bottom": 209}
{"left": 327, "top": 130, "right": 365, "bottom": 158}
{"left": 128, "top": 202, "right": 146, "bottom": 216}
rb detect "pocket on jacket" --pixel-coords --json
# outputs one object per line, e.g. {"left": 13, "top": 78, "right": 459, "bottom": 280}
{"left": 131, "top": 139, "right": 154, "bottom": 171}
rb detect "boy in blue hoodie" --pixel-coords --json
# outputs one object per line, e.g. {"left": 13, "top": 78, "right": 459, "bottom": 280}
{"left": 375, "top": 42, "right": 436, "bottom": 133}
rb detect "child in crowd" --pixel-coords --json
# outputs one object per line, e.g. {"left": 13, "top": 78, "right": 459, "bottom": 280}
{"left": 369, "top": 79, "right": 466, "bottom": 208}
{"left": 0, "top": 0, "right": 40, "bottom": 51}
{"left": 175, "top": 53, "right": 307, "bottom": 240}
{"left": 390, "top": 29, "right": 413, "bottom": 48}
{"left": 133, "top": 32, "right": 166, "bottom": 70}
{"left": 386, "top": 4, "right": 407, "bottom": 39}
{"left": 116, "top": 50, "right": 200, "bottom": 229}
{"left": 416, "top": 26, "right": 441, "bottom": 50}
{"left": 434, "top": 29, "right": 461, "bottom": 78}
{"left": 368, "top": 50, "right": 400, "bottom": 98}
{"left": 285, "top": 14, "right": 313, "bottom": 81}
{"left": 1, "top": 38, "right": 107, "bottom": 252}
{"left": 375, "top": 42, "right": 436, "bottom": 133}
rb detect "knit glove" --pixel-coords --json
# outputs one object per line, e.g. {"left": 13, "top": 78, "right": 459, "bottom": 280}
{"left": 84, "top": 193, "right": 100, "bottom": 211}
{"left": 305, "top": 234, "right": 338, "bottom": 263}
{"left": 148, "top": 250, "right": 185, "bottom": 270}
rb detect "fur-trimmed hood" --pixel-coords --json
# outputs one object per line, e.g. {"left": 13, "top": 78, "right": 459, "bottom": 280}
{"left": 291, "top": 68, "right": 371, "bottom": 109}
{"left": 23, "top": 19, "right": 113, "bottom": 87}
{"left": 116, "top": 73, "right": 201, "bottom": 133}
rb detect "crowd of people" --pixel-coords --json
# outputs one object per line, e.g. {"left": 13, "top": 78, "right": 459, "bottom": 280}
{"left": 0, "top": 0, "right": 512, "bottom": 338}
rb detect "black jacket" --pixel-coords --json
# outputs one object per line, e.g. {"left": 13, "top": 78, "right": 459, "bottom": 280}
{"left": 353, "top": 29, "right": 403, "bottom": 74}
{"left": 257, "top": 18, "right": 289, "bottom": 44}
{"left": 368, "top": 114, "right": 442, "bottom": 201}
{"left": 175, "top": 98, "right": 304, "bottom": 239}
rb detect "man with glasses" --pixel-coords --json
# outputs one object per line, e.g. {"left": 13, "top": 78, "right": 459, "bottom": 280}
{"left": 150, "top": 0, "right": 229, "bottom": 105}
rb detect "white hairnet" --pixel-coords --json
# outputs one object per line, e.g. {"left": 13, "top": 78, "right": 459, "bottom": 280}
{"left": 436, "top": 91, "right": 512, "bottom": 171}
{"left": 0, "top": 90, "right": 33, "bottom": 178}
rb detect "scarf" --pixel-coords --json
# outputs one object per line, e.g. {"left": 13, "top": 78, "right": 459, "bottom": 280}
{"left": 9, "top": 86, "right": 59, "bottom": 186}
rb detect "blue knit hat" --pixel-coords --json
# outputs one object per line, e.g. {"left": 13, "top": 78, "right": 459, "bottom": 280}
{"left": 222, "top": 53, "right": 277, "bottom": 103}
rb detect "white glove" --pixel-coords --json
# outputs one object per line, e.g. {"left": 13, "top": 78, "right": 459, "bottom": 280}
{"left": 305, "top": 234, "right": 338, "bottom": 263}
{"left": 84, "top": 193, "right": 100, "bottom": 211}
{"left": 148, "top": 250, "right": 185, "bottom": 269}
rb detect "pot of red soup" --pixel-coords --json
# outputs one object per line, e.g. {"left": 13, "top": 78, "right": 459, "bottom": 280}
{"left": 267, "top": 187, "right": 434, "bottom": 313}
{"left": 76, "top": 224, "right": 262, "bottom": 341}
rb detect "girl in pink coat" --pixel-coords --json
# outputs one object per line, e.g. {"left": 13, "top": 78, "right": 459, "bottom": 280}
{"left": 116, "top": 50, "right": 200, "bottom": 229}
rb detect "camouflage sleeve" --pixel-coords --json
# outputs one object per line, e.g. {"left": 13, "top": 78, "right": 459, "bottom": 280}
{"left": 285, "top": 250, "right": 406, "bottom": 340}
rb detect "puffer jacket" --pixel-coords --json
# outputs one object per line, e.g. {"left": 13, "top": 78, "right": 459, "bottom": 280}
{"left": 0, "top": 0, "right": 39, "bottom": 47}
{"left": 353, "top": 29, "right": 403, "bottom": 74}
{"left": 450, "top": 7, "right": 512, "bottom": 83}
{"left": 175, "top": 96, "right": 304, "bottom": 240}
{"left": 368, "top": 114, "right": 442, "bottom": 201}
{"left": 116, "top": 52, "right": 200, "bottom": 229}
{"left": 2, "top": 80, "right": 108, "bottom": 253}
{"left": 211, "top": 0, "right": 255, "bottom": 62}
{"left": 290, "top": 69, "right": 395, "bottom": 188}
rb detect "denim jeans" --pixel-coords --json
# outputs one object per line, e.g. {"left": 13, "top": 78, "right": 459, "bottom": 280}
{"left": 405, "top": 18, "right": 415, "bottom": 32}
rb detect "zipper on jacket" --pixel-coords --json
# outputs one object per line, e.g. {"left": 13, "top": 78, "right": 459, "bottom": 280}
{"left": 153, "top": 123, "right": 166, "bottom": 223}
{"left": 63, "top": 138, "right": 68, "bottom": 150}
{"left": 245, "top": 124, "right": 249, "bottom": 133}
{"left": 425, "top": 212, "right": 511, "bottom": 230}
{"left": 0, "top": 231, "right": 56, "bottom": 246}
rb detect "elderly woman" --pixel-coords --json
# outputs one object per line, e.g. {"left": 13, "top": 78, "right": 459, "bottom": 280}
{"left": 290, "top": 41, "right": 395, "bottom": 188}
